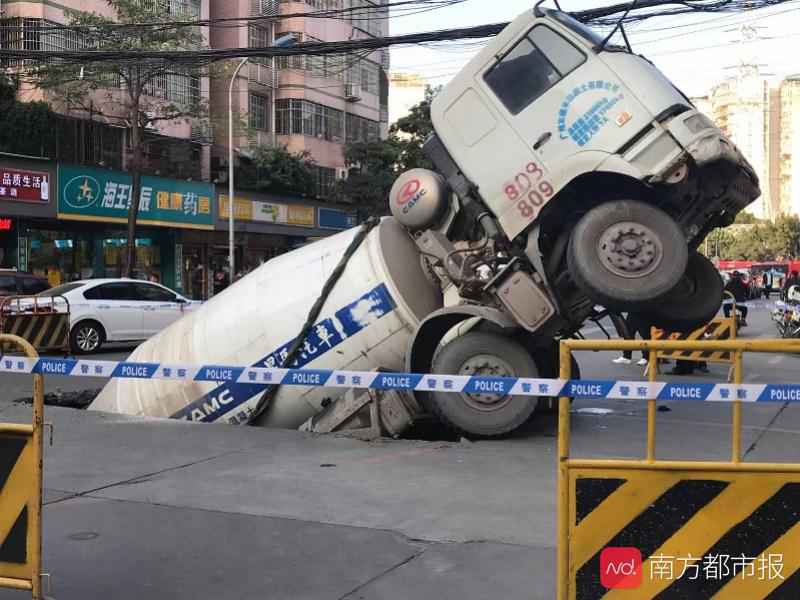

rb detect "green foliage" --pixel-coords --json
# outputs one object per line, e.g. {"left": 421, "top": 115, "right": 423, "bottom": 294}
{"left": 338, "top": 88, "right": 442, "bottom": 216}
{"left": 703, "top": 214, "right": 800, "bottom": 260}
{"left": 339, "top": 139, "right": 402, "bottom": 217}
{"left": 243, "top": 146, "right": 317, "bottom": 197}
{"left": 734, "top": 211, "right": 760, "bottom": 225}
{"left": 32, "top": 0, "right": 207, "bottom": 127}
{"left": 0, "top": 77, "right": 56, "bottom": 157}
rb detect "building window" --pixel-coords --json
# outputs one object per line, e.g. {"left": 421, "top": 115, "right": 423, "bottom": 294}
{"left": 249, "top": 25, "right": 271, "bottom": 65}
{"left": 276, "top": 99, "right": 343, "bottom": 141}
{"left": 249, "top": 93, "right": 270, "bottom": 131}
{"left": 346, "top": 113, "right": 379, "bottom": 143}
{"left": 313, "top": 165, "right": 336, "bottom": 198}
{"left": 346, "top": 59, "right": 380, "bottom": 95}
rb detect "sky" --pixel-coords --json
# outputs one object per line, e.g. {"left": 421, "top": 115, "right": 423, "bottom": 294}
{"left": 388, "top": 0, "right": 800, "bottom": 97}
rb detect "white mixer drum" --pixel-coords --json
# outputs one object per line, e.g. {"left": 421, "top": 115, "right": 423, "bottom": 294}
{"left": 89, "top": 218, "right": 442, "bottom": 427}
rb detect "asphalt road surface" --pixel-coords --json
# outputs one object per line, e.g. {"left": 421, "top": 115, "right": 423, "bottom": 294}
{"left": 0, "top": 304, "right": 798, "bottom": 600}
{"left": 2, "top": 303, "right": 796, "bottom": 405}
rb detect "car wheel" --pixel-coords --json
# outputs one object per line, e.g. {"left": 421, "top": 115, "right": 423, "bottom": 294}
{"left": 638, "top": 252, "right": 724, "bottom": 333}
{"left": 567, "top": 200, "right": 688, "bottom": 311}
{"left": 426, "top": 331, "right": 538, "bottom": 437}
{"left": 70, "top": 321, "right": 104, "bottom": 354}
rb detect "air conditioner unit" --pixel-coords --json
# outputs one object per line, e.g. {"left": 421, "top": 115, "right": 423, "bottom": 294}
{"left": 344, "top": 84, "right": 361, "bottom": 103}
{"left": 142, "top": 110, "right": 158, "bottom": 132}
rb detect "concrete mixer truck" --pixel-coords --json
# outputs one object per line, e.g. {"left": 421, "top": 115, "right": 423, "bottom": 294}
{"left": 90, "top": 4, "right": 759, "bottom": 437}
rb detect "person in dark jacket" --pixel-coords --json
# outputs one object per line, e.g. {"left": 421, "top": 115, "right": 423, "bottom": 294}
{"left": 783, "top": 271, "right": 800, "bottom": 301}
{"left": 723, "top": 271, "right": 748, "bottom": 325}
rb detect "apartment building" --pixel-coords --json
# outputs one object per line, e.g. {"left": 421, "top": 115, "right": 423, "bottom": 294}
{"left": 0, "top": 0, "right": 212, "bottom": 181}
{"left": 209, "top": 0, "right": 390, "bottom": 198}
{"left": 710, "top": 65, "right": 775, "bottom": 220}
{"left": 779, "top": 76, "right": 800, "bottom": 216}
{"left": 389, "top": 71, "right": 426, "bottom": 127}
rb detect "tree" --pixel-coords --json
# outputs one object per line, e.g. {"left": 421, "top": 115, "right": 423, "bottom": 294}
{"left": 245, "top": 146, "right": 317, "bottom": 197}
{"left": 339, "top": 139, "right": 401, "bottom": 218}
{"left": 771, "top": 215, "right": 800, "bottom": 259}
{"left": 0, "top": 76, "right": 56, "bottom": 157}
{"left": 390, "top": 85, "right": 440, "bottom": 172}
{"left": 338, "top": 87, "right": 440, "bottom": 215}
{"left": 31, "top": 0, "right": 207, "bottom": 277}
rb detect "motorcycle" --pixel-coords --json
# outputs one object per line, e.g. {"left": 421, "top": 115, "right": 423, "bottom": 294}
{"left": 772, "top": 301, "right": 800, "bottom": 338}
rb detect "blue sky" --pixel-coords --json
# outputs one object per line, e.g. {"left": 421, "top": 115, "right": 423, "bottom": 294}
{"left": 389, "top": 0, "right": 800, "bottom": 97}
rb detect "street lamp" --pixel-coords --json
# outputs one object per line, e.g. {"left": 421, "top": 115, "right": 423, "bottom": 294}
{"left": 227, "top": 33, "right": 296, "bottom": 285}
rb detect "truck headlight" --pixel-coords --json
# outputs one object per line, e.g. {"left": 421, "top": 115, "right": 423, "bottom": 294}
{"left": 684, "top": 113, "right": 714, "bottom": 134}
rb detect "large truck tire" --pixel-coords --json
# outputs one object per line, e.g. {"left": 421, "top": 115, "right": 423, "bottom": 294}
{"left": 427, "top": 331, "right": 538, "bottom": 437}
{"left": 568, "top": 200, "right": 688, "bottom": 311}
{"left": 638, "top": 251, "right": 724, "bottom": 333}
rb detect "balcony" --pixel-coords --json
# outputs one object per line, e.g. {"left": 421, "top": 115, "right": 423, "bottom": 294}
{"left": 248, "top": 62, "right": 275, "bottom": 89}
{"left": 250, "top": 0, "right": 279, "bottom": 16}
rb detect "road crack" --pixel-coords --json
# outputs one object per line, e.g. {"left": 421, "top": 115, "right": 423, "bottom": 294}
{"left": 743, "top": 401, "right": 790, "bottom": 459}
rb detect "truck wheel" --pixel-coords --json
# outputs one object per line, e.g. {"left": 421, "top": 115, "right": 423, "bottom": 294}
{"left": 567, "top": 200, "right": 687, "bottom": 311}
{"left": 428, "top": 331, "right": 538, "bottom": 437}
{"left": 639, "top": 252, "right": 723, "bottom": 333}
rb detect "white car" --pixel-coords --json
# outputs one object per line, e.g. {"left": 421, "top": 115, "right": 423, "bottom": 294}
{"left": 39, "top": 278, "right": 200, "bottom": 354}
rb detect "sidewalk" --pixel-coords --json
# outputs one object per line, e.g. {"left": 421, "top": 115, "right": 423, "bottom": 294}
{"left": 0, "top": 403, "right": 557, "bottom": 600}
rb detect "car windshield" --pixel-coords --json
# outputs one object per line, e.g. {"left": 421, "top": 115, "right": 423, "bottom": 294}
{"left": 37, "top": 282, "right": 84, "bottom": 297}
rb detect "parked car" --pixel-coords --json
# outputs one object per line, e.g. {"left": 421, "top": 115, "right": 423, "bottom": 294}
{"left": 38, "top": 278, "right": 200, "bottom": 354}
{"left": 0, "top": 269, "right": 50, "bottom": 297}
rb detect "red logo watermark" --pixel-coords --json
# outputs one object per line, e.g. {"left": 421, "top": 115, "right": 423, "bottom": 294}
{"left": 601, "top": 547, "right": 642, "bottom": 589}
{"left": 396, "top": 179, "right": 421, "bottom": 205}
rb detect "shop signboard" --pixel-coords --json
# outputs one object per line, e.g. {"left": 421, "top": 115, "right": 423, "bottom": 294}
{"left": 219, "top": 195, "right": 316, "bottom": 228}
{"left": 0, "top": 168, "right": 50, "bottom": 203}
{"left": 58, "top": 165, "right": 214, "bottom": 230}
{"left": 318, "top": 207, "right": 357, "bottom": 230}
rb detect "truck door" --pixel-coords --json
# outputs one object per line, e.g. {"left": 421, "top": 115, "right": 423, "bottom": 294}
{"left": 480, "top": 24, "right": 651, "bottom": 196}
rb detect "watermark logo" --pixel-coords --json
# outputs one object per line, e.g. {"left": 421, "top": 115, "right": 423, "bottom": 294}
{"left": 601, "top": 547, "right": 642, "bottom": 589}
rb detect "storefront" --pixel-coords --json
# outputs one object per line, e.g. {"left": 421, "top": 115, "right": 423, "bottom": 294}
{"left": 53, "top": 164, "right": 215, "bottom": 295}
{"left": 214, "top": 188, "right": 357, "bottom": 296}
{"left": 0, "top": 155, "right": 58, "bottom": 272}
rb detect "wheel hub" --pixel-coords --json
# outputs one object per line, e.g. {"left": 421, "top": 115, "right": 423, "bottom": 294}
{"left": 598, "top": 221, "right": 663, "bottom": 279}
{"left": 77, "top": 327, "right": 99, "bottom": 352}
{"left": 457, "top": 354, "right": 515, "bottom": 412}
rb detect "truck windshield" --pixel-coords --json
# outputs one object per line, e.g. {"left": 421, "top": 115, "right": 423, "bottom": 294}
{"left": 484, "top": 25, "right": 585, "bottom": 115}
{"left": 546, "top": 10, "right": 605, "bottom": 46}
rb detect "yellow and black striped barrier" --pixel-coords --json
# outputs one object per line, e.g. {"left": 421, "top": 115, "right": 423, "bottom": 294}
{"left": 558, "top": 339, "right": 800, "bottom": 600}
{"left": 651, "top": 317, "right": 737, "bottom": 366}
{"left": 0, "top": 335, "right": 44, "bottom": 599}
{"left": 0, "top": 296, "right": 69, "bottom": 354}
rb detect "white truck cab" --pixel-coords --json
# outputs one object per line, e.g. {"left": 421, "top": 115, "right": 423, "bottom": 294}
{"left": 389, "top": 5, "right": 760, "bottom": 435}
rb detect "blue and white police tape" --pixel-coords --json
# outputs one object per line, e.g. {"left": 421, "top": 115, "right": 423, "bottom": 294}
{"left": 3, "top": 356, "right": 800, "bottom": 403}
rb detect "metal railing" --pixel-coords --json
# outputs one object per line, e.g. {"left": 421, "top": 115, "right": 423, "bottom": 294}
{"left": 556, "top": 338, "right": 800, "bottom": 600}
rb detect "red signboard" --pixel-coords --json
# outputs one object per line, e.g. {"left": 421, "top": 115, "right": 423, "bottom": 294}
{"left": 0, "top": 218, "right": 11, "bottom": 231}
{"left": 0, "top": 168, "right": 50, "bottom": 203}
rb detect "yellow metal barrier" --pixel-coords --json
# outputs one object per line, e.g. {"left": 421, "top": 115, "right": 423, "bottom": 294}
{"left": 557, "top": 339, "right": 800, "bottom": 600}
{"left": 651, "top": 291, "right": 739, "bottom": 369}
{"left": 0, "top": 334, "right": 44, "bottom": 599}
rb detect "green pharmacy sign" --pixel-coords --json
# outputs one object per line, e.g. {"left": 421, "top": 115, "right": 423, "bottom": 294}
{"left": 58, "top": 165, "right": 214, "bottom": 230}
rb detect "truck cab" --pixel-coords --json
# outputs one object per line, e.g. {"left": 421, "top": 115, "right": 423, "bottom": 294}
{"left": 390, "top": 5, "right": 760, "bottom": 436}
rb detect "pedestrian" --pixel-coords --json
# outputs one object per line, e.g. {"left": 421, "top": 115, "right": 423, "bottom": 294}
{"left": 611, "top": 312, "right": 650, "bottom": 366}
{"left": 723, "top": 271, "right": 748, "bottom": 325}
{"left": 783, "top": 271, "right": 800, "bottom": 301}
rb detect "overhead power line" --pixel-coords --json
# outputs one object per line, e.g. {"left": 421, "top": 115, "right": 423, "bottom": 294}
{"left": 0, "top": 0, "right": 794, "bottom": 66}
